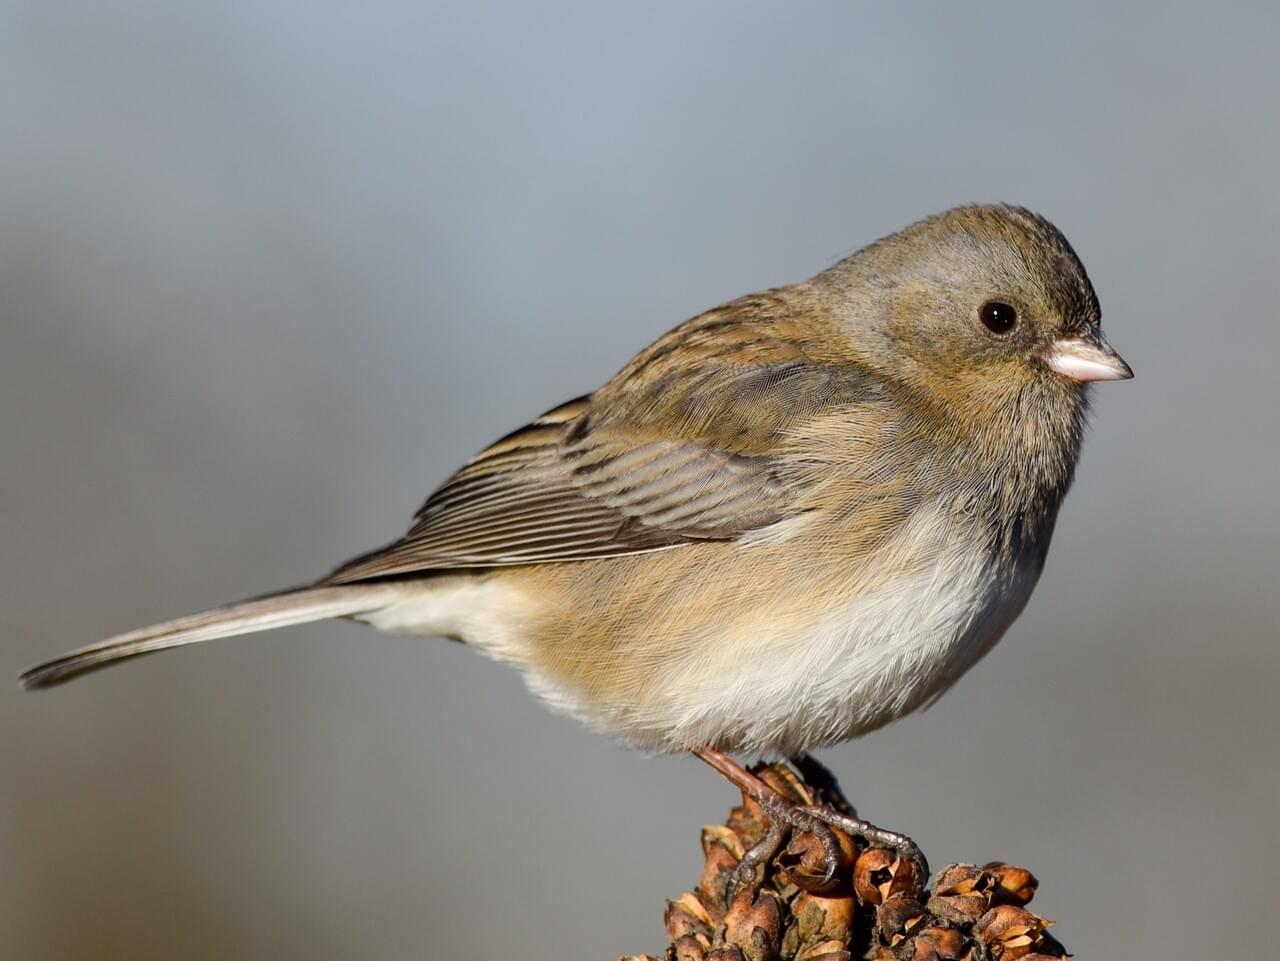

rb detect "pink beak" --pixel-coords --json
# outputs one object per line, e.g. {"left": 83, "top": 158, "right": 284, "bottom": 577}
{"left": 1039, "top": 330, "right": 1133, "bottom": 382}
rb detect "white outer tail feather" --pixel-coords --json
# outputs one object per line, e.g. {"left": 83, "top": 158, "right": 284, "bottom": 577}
{"left": 19, "top": 583, "right": 411, "bottom": 690}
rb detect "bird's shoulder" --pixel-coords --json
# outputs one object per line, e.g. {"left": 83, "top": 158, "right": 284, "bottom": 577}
{"left": 588, "top": 286, "right": 887, "bottom": 452}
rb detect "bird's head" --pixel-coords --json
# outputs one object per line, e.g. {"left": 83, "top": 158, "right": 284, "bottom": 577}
{"left": 816, "top": 204, "right": 1131, "bottom": 416}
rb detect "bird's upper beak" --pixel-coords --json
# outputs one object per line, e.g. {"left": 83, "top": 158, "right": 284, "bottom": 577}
{"left": 1038, "top": 329, "right": 1133, "bottom": 382}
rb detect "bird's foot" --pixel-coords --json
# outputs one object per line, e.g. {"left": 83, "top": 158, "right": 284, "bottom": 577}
{"left": 695, "top": 747, "right": 929, "bottom": 903}
{"left": 805, "top": 804, "right": 930, "bottom": 884}
{"left": 790, "top": 751, "right": 929, "bottom": 880}
{"left": 725, "top": 789, "right": 850, "bottom": 902}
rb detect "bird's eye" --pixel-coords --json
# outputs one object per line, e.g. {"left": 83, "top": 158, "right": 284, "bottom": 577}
{"left": 979, "top": 301, "right": 1018, "bottom": 334}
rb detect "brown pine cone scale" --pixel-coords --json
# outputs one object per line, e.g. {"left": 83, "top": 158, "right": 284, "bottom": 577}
{"left": 619, "top": 763, "right": 1069, "bottom": 961}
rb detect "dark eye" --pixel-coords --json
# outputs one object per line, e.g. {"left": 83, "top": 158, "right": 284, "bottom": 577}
{"left": 980, "top": 301, "right": 1017, "bottom": 334}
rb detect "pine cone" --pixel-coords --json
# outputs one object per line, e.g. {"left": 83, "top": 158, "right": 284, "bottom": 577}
{"left": 618, "top": 762, "right": 1069, "bottom": 961}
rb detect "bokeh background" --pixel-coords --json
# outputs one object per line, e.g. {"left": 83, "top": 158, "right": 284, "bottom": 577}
{"left": 2, "top": 3, "right": 1277, "bottom": 959}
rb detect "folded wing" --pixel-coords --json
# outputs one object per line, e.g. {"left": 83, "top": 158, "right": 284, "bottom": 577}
{"left": 327, "top": 296, "right": 878, "bottom": 580}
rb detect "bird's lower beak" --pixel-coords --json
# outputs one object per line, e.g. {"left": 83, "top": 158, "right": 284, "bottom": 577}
{"left": 1038, "top": 329, "right": 1133, "bottom": 382}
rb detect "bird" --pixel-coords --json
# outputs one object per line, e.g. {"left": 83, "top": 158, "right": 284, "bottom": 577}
{"left": 20, "top": 204, "right": 1131, "bottom": 884}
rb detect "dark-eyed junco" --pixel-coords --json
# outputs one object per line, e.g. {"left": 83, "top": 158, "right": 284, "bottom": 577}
{"left": 21, "top": 204, "right": 1131, "bottom": 880}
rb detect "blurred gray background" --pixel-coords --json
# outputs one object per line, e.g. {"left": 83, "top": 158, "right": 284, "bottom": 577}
{"left": 2, "top": 3, "right": 1277, "bottom": 959}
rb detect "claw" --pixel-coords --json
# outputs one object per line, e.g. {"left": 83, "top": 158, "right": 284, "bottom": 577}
{"left": 755, "top": 794, "right": 846, "bottom": 892}
{"left": 813, "top": 819, "right": 843, "bottom": 888}
{"left": 790, "top": 809, "right": 844, "bottom": 888}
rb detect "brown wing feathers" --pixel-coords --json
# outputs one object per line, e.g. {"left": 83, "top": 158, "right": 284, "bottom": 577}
{"left": 324, "top": 412, "right": 784, "bottom": 580}
{"left": 325, "top": 298, "right": 847, "bottom": 582}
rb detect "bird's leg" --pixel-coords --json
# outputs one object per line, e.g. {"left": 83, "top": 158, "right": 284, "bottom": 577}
{"left": 693, "top": 747, "right": 845, "bottom": 900}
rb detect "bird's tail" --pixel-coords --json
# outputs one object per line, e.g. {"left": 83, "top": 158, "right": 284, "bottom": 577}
{"left": 19, "top": 583, "right": 410, "bottom": 690}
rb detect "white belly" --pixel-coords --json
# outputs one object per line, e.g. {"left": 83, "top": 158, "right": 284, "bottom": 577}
{"left": 647, "top": 508, "right": 1045, "bottom": 757}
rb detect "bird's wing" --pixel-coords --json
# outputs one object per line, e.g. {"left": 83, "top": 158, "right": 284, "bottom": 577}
{"left": 325, "top": 294, "right": 880, "bottom": 580}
